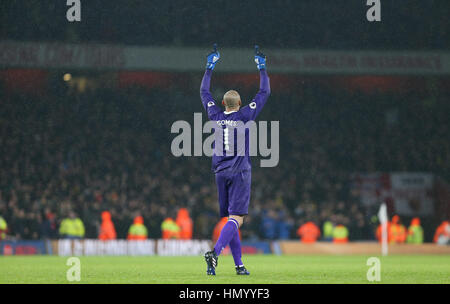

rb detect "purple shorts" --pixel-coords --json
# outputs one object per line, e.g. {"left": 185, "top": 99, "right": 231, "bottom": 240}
{"left": 215, "top": 169, "right": 251, "bottom": 217}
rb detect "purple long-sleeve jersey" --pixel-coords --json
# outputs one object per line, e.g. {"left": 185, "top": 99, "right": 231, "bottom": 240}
{"left": 200, "top": 69, "right": 271, "bottom": 173}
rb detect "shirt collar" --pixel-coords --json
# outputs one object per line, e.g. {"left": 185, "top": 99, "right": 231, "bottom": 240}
{"left": 224, "top": 110, "right": 237, "bottom": 114}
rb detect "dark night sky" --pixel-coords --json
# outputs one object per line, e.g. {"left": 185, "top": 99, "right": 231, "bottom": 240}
{"left": 1, "top": 0, "right": 449, "bottom": 50}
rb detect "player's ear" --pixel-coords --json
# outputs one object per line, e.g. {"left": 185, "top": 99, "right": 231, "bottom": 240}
{"left": 222, "top": 100, "right": 225, "bottom": 106}
{"left": 239, "top": 100, "right": 242, "bottom": 106}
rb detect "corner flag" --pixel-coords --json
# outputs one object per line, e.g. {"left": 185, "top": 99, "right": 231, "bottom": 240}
{"left": 378, "top": 203, "right": 388, "bottom": 256}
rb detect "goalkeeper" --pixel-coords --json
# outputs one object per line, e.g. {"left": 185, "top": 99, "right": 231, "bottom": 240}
{"left": 201, "top": 44, "right": 271, "bottom": 276}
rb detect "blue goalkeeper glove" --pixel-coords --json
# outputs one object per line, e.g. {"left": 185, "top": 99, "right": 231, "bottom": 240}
{"left": 206, "top": 43, "right": 220, "bottom": 70}
{"left": 254, "top": 45, "right": 266, "bottom": 70}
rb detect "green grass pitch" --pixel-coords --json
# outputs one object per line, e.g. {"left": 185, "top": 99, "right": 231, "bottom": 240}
{"left": 1, "top": 255, "right": 449, "bottom": 284}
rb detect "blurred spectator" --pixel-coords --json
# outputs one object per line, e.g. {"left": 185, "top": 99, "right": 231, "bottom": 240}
{"left": 127, "top": 216, "right": 148, "bottom": 240}
{"left": 176, "top": 208, "right": 193, "bottom": 240}
{"left": 322, "top": 220, "right": 334, "bottom": 241}
{"left": 333, "top": 224, "right": 349, "bottom": 244}
{"left": 277, "top": 219, "right": 293, "bottom": 240}
{"left": 276, "top": 209, "right": 294, "bottom": 240}
{"left": 390, "top": 215, "right": 407, "bottom": 244}
{"left": 161, "top": 217, "right": 180, "bottom": 239}
{"left": 40, "top": 211, "right": 57, "bottom": 239}
{"left": 59, "top": 211, "right": 85, "bottom": 239}
{"left": 297, "top": 221, "right": 321, "bottom": 243}
{"left": 98, "top": 211, "right": 117, "bottom": 241}
{"left": 0, "top": 216, "right": 7, "bottom": 240}
{"left": 407, "top": 218, "right": 424, "bottom": 244}
{"left": 260, "top": 210, "right": 278, "bottom": 240}
{"left": 433, "top": 221, "right": 450, "bottom": 245}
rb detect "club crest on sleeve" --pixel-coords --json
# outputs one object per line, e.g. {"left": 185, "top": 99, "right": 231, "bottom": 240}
{"left": 207, "top": 101, "right": 215, "bottom": 107}
{"left": 249, "top": 102, "right": 257, "bottom": 109}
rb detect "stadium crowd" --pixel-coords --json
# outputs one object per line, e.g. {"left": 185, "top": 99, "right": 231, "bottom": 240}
{"left": 0, "top": 73, "right": 448, "bottom": 242}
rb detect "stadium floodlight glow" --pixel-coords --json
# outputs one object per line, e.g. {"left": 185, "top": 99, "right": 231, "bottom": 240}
{"left": 63, "top": 73, "right": 72, "bottom": 82}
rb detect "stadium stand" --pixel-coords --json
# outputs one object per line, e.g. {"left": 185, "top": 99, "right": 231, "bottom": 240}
{"left": 0, "top": 74, "right": 448, "bottom": 241}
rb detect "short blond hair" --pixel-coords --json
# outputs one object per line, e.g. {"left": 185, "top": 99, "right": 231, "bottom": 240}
{"left": 223, "top": 90, "right": 241, "bottom": 108}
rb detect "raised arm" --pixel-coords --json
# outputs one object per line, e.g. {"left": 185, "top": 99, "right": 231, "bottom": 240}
{"left": 254, "top": 45, "right": 271, "bottom": 98}
{"left": 200, "top": 69, "right": 214, "bottom": 109}
{"left": 253, "top": 69, "right": 271, "bottom": 105}
{"left": 242, "top": 46, "right": 271, "bottom": 120}
{"left": 200, "top": 44, "right": 221, "bottom": 117}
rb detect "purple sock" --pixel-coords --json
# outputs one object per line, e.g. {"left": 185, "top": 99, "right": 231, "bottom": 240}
{"left": 229, "top": 229, "right": 243, "bottom": 267}
{"left": 214, "top": 218, "right": 239, "bottom": 256}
